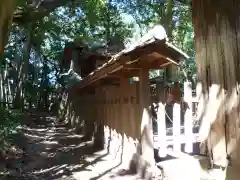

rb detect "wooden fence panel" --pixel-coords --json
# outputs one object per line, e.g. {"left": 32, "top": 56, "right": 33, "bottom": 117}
{"left": 156, "top": 81, "right": 201, "bottom": 155}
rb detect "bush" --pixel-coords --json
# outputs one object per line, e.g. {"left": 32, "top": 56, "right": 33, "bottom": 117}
{"left": 0, "top": 106, "right": 22, "bottom": 143}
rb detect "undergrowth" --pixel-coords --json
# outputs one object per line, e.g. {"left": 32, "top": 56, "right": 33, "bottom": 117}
{"left": 0, "top": 106, "right": 22, "bottom": 153}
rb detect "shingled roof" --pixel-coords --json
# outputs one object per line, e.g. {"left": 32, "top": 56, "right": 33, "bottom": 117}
{"left": 76, "top": 25, "right": 189, "bottom": 89}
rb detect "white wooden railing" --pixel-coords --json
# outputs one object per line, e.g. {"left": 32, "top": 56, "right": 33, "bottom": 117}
{"left": 154, "top": 81, "right": 200, "bottom": 157}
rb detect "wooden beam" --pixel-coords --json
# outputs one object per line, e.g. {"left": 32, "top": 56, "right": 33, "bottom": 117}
{"left": 123, "top": 66, "right": 141, "bottom": 70}
{"left": 77, "top": 56, "right": 129, "bottom": 89}
{"left": 127, "top": 41, "right": 184, "bottom": 64}
{"left": 112, "top": 69, "right": 140, "bottom": 78}
{"left": 159, "top": 61, "right": 172, "bottom": 68}
{"left": 125, "top": 57, "right": 173, "bottom": 70}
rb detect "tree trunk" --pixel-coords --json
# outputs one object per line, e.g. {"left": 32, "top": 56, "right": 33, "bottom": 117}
{"left": 0, "top": 0, "right": 14, "bottom": 57}
{"left": 0, "top": 65, "right": 3, "bottom": 109}
{"left": 163, "top": 0, "right": 177, "bottom": 86}
{"left": 13, "top": 23, "right": 32, "bottom": 110}
{"left": 0, "top": 64, "right": 7, "bottom": 108}
{"left": 163, "top": 0, "right": 173, "bottom": 39}
{"left": 192, "top": 0, "right": 240, "bottom": 170}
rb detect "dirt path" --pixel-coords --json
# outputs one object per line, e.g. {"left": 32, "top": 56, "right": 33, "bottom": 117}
{"left": 0, "top": 113, "right": 110, "bottom": 179}
{"left": 1, "top": 113, "right": 153, "bottom": 180}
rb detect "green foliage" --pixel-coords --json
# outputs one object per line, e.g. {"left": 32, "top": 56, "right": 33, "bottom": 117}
{"left": 0, "top": 107, "right": 21, "bottom": 141}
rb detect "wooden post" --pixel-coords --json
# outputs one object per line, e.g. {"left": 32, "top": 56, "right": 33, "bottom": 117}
{"left": 94, "top": 87, "right": 105, "bottom": 150}
{"left": 156, "top": 82, "right": 167, "bottom": 157}
{"left": 112, "top": 86, "right": 116, "bottom": 132}
{"left": 173, "top": 102, "right": 181, "bottom": 152}
{"left": 106, "top": 87, "right": 111, "bottom": 150}
{"left": 102, "top": 88, "right": 109, "bottom": 149}
{"left": 139, "top": 68, "right": 154, "bottom": 165}
{"left": 184, "top": 81, "right": 193, "bottom": 153}
{"left": 129, "top": 83, "right": 137, "bottom": 139}
{"left": 120, "top": 77, "right": 128, "bottom": 136}
{"left": 115, "top": 86, "right": 120, "bottom": 134}
{"left": 84, "top": 94, "right": 95, "bottom": 141}
{"left": 120, "top": 77, "right": 131, "bottom": 167}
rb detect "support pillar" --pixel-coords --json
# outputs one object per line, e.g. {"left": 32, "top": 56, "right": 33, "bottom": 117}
{"left": 156, "top": 82, "right": 167, "bottom": 157}
{"left": 139, "top": 68, "right": 155, "bottom": 178}
{"left": 94, "top": 87, "right": 105, "bottom": 150}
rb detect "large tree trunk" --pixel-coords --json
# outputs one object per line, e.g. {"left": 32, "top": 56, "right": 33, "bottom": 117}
{"left": 163, "top": 0, "right": 178, "bottom": 87}
{"left": 192, "top": 0, "right": 240, "bottom": 173}
{"left": 0, "top": 0, "right": 15, "bottom": 57}
{"left": 163, "top": 0, "right": 173, "bottom": 39}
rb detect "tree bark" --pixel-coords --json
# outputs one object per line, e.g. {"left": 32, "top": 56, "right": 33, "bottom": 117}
{"left": 0, "top": 0, "right": 15, "bottom": 57}
{"left": 163, "top": 0, "right": 173, "bottom": 39}
{"left": 192, "top": 0, "right": 240, "bottom": 169}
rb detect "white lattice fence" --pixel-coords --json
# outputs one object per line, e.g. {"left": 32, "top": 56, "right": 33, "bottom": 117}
{"left": 154, "top": 81, "right": 200, "bottom": 157}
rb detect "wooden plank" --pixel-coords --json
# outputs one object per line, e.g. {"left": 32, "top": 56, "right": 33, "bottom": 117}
{"left": 109, "top": 87, "right": 114, "bottom": 130}
{"left": 112, "top": 87, "right": 117, "bottom": 132}
{"left": 130, "top": 83, "right": 137, "bottom": 139}
{"left": 184, "top": 81, "right": 193, "bottom": 153}
{"left": 135, "top": 82, "right": 141, "bottom": 138}
{"left": 123, "top": 79, "right": 130, "bottom": 137}
{"left": 115, "top": 88, "right": 121, "bottom": 133}
{"left": 173, "top": 103, "right": 181, "bottom": 152}
{"left": 126, "top": 82, "right": 134, "bottom": 138}
{"left": 77, "top": 58, "right": 128, "bottom": 89}
{"left": 120, "top": 77, "right": 128, "bottom": 135}
{"left": 103, "top": 88, "right": 107, "bottom": 126}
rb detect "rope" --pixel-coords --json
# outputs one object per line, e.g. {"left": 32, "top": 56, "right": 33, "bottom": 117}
{"left": 154, "top": 103, "right": 173, "bottom": 123}
{"left": 154, "top": 102, "right": 197, "bottom": 126}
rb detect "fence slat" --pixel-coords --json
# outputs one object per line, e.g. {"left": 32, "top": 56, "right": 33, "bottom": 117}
{"left": 173, "top": 103, "right": 181, "bottom": 151}
{"left": 184, "top": 81, "right": 193, "bottom": 153}
{"left": 158, "top": 103, "right": 167, "bottom": 157}
{"left": 156, "top": 82, "right": 167, "bottom": 157}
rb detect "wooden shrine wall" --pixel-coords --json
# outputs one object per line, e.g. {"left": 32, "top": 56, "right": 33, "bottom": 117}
{"left": 95, "top": 78, "right": 141, "bottom": 148}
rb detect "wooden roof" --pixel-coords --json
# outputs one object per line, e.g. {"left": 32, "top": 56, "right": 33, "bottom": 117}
{"left": 75, "top": 26, "right": 189, "bottom": 89}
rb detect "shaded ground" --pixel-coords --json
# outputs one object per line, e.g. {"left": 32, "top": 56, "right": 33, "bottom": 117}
{"left": 0, "top": 113, "right": 141, "bottom": 180}
{"left": 1, "top": 112, "right": 228, "bottom": 180}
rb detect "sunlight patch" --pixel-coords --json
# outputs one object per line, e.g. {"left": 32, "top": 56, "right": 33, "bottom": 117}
{"left": 24, "top": 133, "right": 46, "bottom": 139}
{"left": 32, "top": 164, "right": 68, "bottom": 174}
{"left": 41, "top": 140, "right": 58, "bottom": 144}
{"left": 17, "top": 126, "right": 48, "bottom": 132}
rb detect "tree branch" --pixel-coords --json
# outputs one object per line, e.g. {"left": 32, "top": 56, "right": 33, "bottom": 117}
{"left": 13, "top": 0, "right": 75, "bottom": 24}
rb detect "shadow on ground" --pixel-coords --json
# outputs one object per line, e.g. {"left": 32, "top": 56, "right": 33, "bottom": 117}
{"left": 1, "top": 112, "right": 167, "bottom": 180}
{"left": 0, "top": 113, "right": 109, "bottom": 180}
